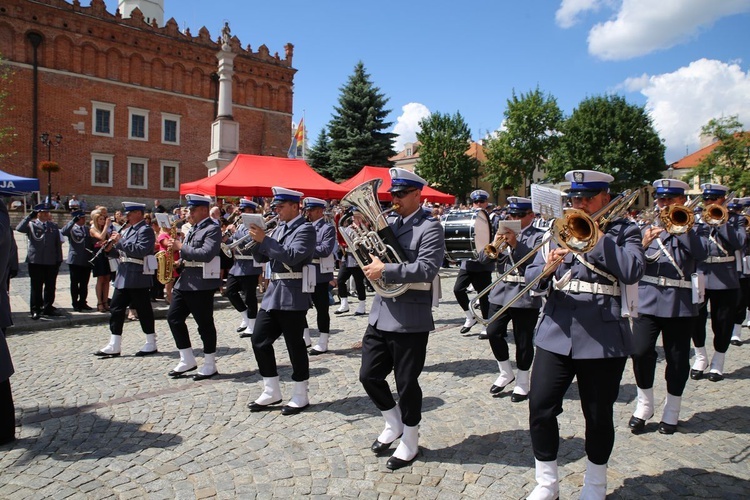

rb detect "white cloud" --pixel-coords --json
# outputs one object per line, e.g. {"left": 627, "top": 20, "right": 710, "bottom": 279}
{"left": 555, "top": 0, "right": 604, "bottom": 29}
{"left": 391, "top": 102, "right": 431, "bottom": 152}
{"left": 623, "top": 59, "right": 750, "bottom": 163}
{"left": 585, "top": 0, "right": 750, "bottom": 60}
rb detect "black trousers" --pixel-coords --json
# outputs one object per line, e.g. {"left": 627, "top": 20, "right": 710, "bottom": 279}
{"left": 693, "top": 288, "right": 739, "bottom": 353}
{"left": 27, "top": 263, "right": 59, "bottom": 313}
{"left": 338, "top": 265, "right": 366, "bottom": 300}
{"left": 312, "top": 282, "right": 331, "bottom": 333}
{"left": 68, "top": 264, "right": 91, "bottom": 308}
{"left": 109, "top": 287, "right": 155, "bottom": 336}
{"left": 486, "top": 304, "right": 539, "bottom": 370}
{"left": 453, "top": 268, "right": 491, "bottom": 319}
{"left": 0, "top": 378, "right": 14, "bottom": 444}
{"left": 529, "top": 347, "right": 627, "bottom": 464}
{"left": 168, "top": 288, "right": 218, "bottom": 354}
{"left": 733, "top": 277, "right": 750, "bottom": 324}
{"left": 226, "top": 273, "right": 260, "bottom": 318}
{"left": 252, "top": 308, "right": 309, "bottom": 381}
{"left": 359, "top": 324, "right": 429, "bottom": 427}
{"left": 631, "top": 314, "right": 695, "bottom": 396}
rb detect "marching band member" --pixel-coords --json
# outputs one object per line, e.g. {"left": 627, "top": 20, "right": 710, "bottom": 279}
{"left": 691, "top": 184, "right": 746, "bottom": 381}
{"left": 729, "top": 197, "right": 750, "bottom": 347}
{"left": 360, "top": 168, "right": 444, "bottom": 470}
{"left": 485, "top": 196, "right": 544, "bottom": 402}
{"left": 335, "top": 209, "right": 368, "bottom": 316}
{"left": 225, "top": 199, "right": 263, "bottom": 338}
{"left": 628, "top": 179, "right": 707, "bottom": 435}
{"left": 454, "top": 189, "right": 493, "bottom": 335}
{"left": 524, "top": 170, "right": 644, "bottom": 500}
{"left": 61, "top": 210, "right": 94, "bottom": 312}
{"left": 16, "top": 203, "right": 63, "bottom": 319}
{"left": 247, "top": 187, "right": 316, "bottom": 415}
{"left": 166, "top": 194, "right": 222, "bottom": 380}
{"left": 303, "top": 197, "right": 337, "bottom": 355}
{"left": 95, "top": 202, "right": 158, "bottom": 358}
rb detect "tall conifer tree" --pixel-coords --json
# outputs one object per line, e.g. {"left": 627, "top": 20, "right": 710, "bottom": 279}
{"left": 308, "top": 126, "right": 333, "bottom": 180}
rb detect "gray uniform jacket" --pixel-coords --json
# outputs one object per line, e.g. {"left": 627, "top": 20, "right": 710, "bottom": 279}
{"left": 369, "top": 210, "right": 445, "bottom": 333}
{"left": 312, "top": 217, "right": 336, "bottom": 284}
{"left": 175, "top": 217, "right": 222, "bottom": 292}
{"left": 526, "top": 220, "right": 645, "bottom": 359}
{"left": 251, "top": 215, "right": 316, "bottom": 311}
{"left": 16, "top": 215, "right": 63, "bottom": 266}
{"left": 638, "top": 227, "right": 707, "bottom": 318}
{"left": 695, "top": 212, "right": 747, "bottom": 290}
{"left": 489, "top": 223, "right": 546, "bottom": 309}
{"left": 1, "top": 200, "right": 15, "bottom": 382}
{"left": 111, "top": 220, "right": 156, "bottom": 290}
{"left": 62, "top": 219, "right": 94, "bottom": 267}
{"left": 228, "top": 224, "right": 262, "bottom": 277}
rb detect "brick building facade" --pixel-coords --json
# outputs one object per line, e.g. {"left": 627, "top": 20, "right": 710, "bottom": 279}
{"left": 0, "top": 0, "right": 295, "bottom": 209}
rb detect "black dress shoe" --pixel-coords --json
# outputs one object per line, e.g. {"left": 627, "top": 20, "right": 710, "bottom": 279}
{"left": 193, "top": 371, "right": 218, "bottom": 381}
{"left": 334, "top": 309, "right": 349, "bottom": 315}
{"left": 690, "top": 369, "right": 704, "bottom": 380}
{"left": 658, "top": 422, "right": 677, "bottom": 435}
{"left": 94, "top": 350, "right": 121, "bottom": 358}
{"left": 386, "top": 450, "right": 419, "bottom": 470}
{"left": 73, "top": 307, "right": 82, "bottom": 312}
{"left": 730, "top": 339, "right": 742, "bottom": 346}
{"left": 43, "top": 307, "right": 65, "bottom": 317}
{"left": 489, "top": 379, "right": 514, "bottom": 394}
{"left": 510, "top": 392, "right": 528, "bottom": 403}
{"left": 477, "top": 333, "right": 488, "bottom": 340}
{"left": 248, "top": 399, "right": 282, "bottom": 412}
{"left": 707, "top": 372, "right": 724, "bottom": 382}
{"left": 79, "top": 304, "right": 94, "bottom": 311}
{"left": 281, "top": 403, "right": 309, "bottom": 416}
{"left": 459, "top": 324, "right": 476, "bottom": 334}
{"left": 134, "top": 349, "right": 158, "bottom": 357}
{"left": 309, "top": 348, "right": 327, "bottom": 356}
{"left": 628, "top": 415, "right": 647, "bottom": 433}
{"left": 31, "top": 311, "right": 41, "bottom": 320}
{"left": 168, "top": 366, "right": 197, "bottom": 378}
{"left": 239, "top": 332, "right": 253, "bottom": 338}
{"left": 353, "top": 311, "right": 367, "bottom": 316}
{"left": 237, "top": 326, "right": 247, "bottom": 333}
{"left": 371, "top": 437, "right": 399, "bottom": 454}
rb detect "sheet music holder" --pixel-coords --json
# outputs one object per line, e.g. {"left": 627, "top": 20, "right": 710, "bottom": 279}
{"left": 531, "top": 184, "right": 564, "bottom": 220}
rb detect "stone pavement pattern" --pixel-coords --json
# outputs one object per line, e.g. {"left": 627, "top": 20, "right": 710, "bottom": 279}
{"left": 1, "top": 242, "right": 750, "bottom": 498}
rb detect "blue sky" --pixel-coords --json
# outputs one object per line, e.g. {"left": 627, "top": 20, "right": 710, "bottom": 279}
{"left": 105, "top": 1, "right": 750, "bottom": 163}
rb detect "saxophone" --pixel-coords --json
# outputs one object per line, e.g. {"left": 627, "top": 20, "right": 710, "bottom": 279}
{"left": 155, "top": 220, "right": 178, "bottom": 285}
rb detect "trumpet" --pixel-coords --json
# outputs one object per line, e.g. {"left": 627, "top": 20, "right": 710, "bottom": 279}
{"left": 484, "top": 232, "right": 509, "bottom": 259}
{"left": 225, "top": 215, "right": 279, "bottom": 252}
{"left": 469, "top": 189, "right": 642, "bottom": 326}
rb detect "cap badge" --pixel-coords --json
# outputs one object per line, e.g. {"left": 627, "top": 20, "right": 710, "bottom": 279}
{"left": 573, "top": 172, "right": 584, "bottom": 183}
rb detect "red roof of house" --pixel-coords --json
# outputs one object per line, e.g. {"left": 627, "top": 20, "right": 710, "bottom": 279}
{"left": 670, "top": 141, "right": 721, "bottom": 170}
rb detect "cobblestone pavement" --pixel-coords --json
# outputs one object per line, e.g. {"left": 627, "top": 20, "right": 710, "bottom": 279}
{"left": 1, "top": 234, "right": 749, "bottom": 498}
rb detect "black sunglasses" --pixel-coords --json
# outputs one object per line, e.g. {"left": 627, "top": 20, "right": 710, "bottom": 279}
{"left": 702, "top": 195, "right": 720, "bottom": 201}
{"left": 392, "top": 189, "right": 417, "bottom": 199}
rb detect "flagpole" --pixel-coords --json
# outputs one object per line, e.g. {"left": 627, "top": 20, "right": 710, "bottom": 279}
{"left": 302, "top": 109, "right": 307, "bottom": 161}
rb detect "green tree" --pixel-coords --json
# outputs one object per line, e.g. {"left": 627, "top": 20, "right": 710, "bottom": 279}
{"left": 415, "top": 111, "right": 479, "bottom": 201}
{"left": 483, "top": 87, "right": 563, "bottom": 195}
{"left": 688, "top": 115, "right": 750, "bottom": 195}
{"left": 0, "top": 55, "right": 15, "bottom": 163}
{"left": 307, "top": 126, "right": 333, "bottom": 180}
{"left": 546, "top": 95, "right": 666, "bottom": 191}
{"left": 326, "top": 61, "right": 396, "bottom": 181}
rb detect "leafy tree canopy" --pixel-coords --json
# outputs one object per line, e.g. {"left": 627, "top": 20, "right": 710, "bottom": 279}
{"left": 415, "top": 111, "right": 480, "bottom": 201}
{"left": 688, "top": 115, "right": 750, "bottom": 196}
{"left": 546, "top": 94, "right": 666, "bottom": 192}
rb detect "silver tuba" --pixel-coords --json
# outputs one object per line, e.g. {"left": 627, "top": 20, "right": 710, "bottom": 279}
{"left": 337, "top": 179, "right": 412, "bottom": 299}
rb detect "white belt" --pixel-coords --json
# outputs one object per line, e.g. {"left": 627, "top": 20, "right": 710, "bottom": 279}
{"left": 408, "top": 282, "right": 432, "bottom": 291}
{"left": 502, "top": 275, "right": 525, "bottom": 284}
{"left": 119, "top": 257, "right": 144, "bottom": 265}
{"left": 182, "top": 260, "right": 204, "bottom": 268}
{"left": 559, "top": 279, "right": 620, "bottom": 296}
{"left": 705, "top": 256, "right": 735, "bottom": 264}
{"left": 235, "top": 255, "right": 254, "bottom": 260}
{"left": 641, "top": 275, "right": 692, "bottom": 289}
{"left": 271, "top": 272, "right": 303, "bottom": 280}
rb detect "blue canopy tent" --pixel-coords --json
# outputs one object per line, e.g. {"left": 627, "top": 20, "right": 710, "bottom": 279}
{"left": 0, "top": 169, "right": 41, "bottom": 211}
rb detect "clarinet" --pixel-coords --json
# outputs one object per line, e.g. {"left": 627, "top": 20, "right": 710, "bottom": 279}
{"left": 88, "top": 222, "right": 130, "bottom": 266}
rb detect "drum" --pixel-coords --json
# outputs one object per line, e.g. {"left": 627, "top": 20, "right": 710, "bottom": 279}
{"left": 442, "top": 210, "right": 492, "bottom": 261}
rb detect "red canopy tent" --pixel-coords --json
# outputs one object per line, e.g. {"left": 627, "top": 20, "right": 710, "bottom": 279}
{"left": 179, "top": 154, "right": 349, "bottom": 199}
{"left": 340, "top": 166, "right": 456, "bottom": 204}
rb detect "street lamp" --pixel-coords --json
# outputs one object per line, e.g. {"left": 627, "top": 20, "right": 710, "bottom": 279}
{"left": 40, "top": 132, "right": 62, "bottom": 208}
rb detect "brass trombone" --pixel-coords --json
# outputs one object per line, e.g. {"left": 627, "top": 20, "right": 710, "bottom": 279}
{"left": 698, "top": 191, "right": 734, "bottom": 227}
{"left": 468, "top": 189, "right": 641, "bottom": 326}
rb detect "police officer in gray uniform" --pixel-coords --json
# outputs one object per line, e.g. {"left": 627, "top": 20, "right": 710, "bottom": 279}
{"left": 454, "top": 189, "right": 494, "bottom": 335}
{"left": 524, "top": 170, "right": 645, "bottom": 500}
{"left": 629, "top": 179, "right": 708, "bottom": 435}
{"left": 0, "top": 198, "right": 17, "bottom": 445}
{"left": 359, "top": 168, "right": 444, "bottom": 471}
{"left": 691, "top": 183, "right": 747, "bottom": 381}
{"left": 225, "top": 199, "right": 264, "bottom": 337}
{"left": 485, "top": 196, "right": 544, "bottom": 402}
{"left": 16, "top": 203, "right": 63, "bottom": 319}
{"left": 303, "top": 197, "right": 337, "bottom": 355}
{"left": 62, "top": 210, "right": 94, "bottom": 312}
{"left": 166, "top": 194, "right": 222, "bottom": 381}
{"left": 95, "top": 202, "right": 157, "bottom": 358}
{"left": 728, "top": 197, "right": 750, "bottom": 346}
{"left": 247, "top": 187, "right": 316, "bottom": 415}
